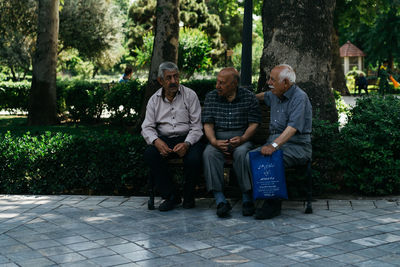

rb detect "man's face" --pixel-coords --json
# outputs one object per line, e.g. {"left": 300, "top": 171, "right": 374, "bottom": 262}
{"left": 268, "top": 67, "right": 288, "bottom": 97}
{"left": 216, "top": 71, "right": 237, "bottom": 98}
{"left": 158, "top": 69, "right": 180, "bottom": 95}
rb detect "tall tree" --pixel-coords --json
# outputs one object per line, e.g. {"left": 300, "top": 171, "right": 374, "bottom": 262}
{"left": 28, "top": 0, "right": 59, "bottom": 125}
{"left": 0, "top": 0, "right": 37, "bottom": 80}
{"left": 258, "top": 0, "right": 338, "bottom": 123}
{"left": 336, "top": 0, "right": 400, "bottom": 68}
{"left": 134, "top": 0, "right": 180, "bottom": 131}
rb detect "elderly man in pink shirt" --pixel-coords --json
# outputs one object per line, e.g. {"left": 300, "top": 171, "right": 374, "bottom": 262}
{"left": 141, "top": 62, "right": 204, "bottom": 211}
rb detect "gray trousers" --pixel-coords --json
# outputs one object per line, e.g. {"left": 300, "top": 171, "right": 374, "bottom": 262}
{"left": 248, "top": 134, "right": 312, "bottom": 168}
{"left": 203, "top": 131, "right": 253, "bottom": 193}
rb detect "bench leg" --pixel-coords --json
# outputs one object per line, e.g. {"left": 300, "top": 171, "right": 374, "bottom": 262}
{"left": 305, "top": 161, "right": 313, "bottom": 214}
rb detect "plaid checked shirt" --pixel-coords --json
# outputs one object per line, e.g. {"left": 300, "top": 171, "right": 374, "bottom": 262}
{"left": 202, "top": 87, "right": 261, "bottom": 131}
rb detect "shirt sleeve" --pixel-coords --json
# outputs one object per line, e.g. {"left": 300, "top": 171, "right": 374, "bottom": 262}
{"left": 201, "top": 91, "right": 215, "bottom": 124}
{"left": 287, "top": 93, "right": 309, "bottom": 133}
{"left": 185, "top": 90, "right": 203, "bottom": 145}
{"left": 264, "top": 91, "right": 272, "bottom": 107}
{"left": 247, "top": 92, "right": 262, "bottom": 123}
{"left": 141, "top": 96, "right": 159, "bottom": 145}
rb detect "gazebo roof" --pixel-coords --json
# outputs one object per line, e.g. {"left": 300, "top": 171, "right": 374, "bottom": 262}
{"left": 340, "top": 41, "right": 365, "bottom": 57}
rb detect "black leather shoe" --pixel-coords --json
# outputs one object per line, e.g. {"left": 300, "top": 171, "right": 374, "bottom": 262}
{"left": 216, "top": 201, "right": 232, "bottom": 218}
{"left": 159, "top": 195, "right": 181, "bottom": 211}
{"left": 242, "top": 201, "right": 255, "bottom": 216}
{"left": 255, "top": 199, "right": 282, "bottom": 219}
{"left": 182, "top": 198, "right": 195, "bottom": 209}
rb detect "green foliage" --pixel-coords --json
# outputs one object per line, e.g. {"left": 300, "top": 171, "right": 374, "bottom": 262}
{"left": 59, "top": 0, "right": 124, "bottom": 62}
{"left": 104, "top": 80, "right": 144, "bottom": 125}
{"left": 337, "top": 96, "right": 400, "bottom": 195}
{"left": 336, "top": 0, "right": 400, "bottom": 67}
{"left": 232, "top": 35, "right": 263, "bottom": 74}
{"left": 0, "top": 0, "right": 37, "bottom": 80}
{"left": 128, "top": 0, "right": 223, "bottom": 59}
{"left": 133, "top": 28, "right": 213, "bottom": 78}
{"left": 181, "top": 79, "right": 216, "bottom": 104}
{"left": 311, "top": 118, "right": 342, "bottom": 195}
{"left": 0, "top": 131, "right": 147, "bottom": 195}
{"left": 0, "top": 81, "right": 30, "bottom": 113}
{"left": 64, "top": 80, "right": 106, "bottom": 122}
{"left": 178, "top": 28, "right": 212, "bottom": 78}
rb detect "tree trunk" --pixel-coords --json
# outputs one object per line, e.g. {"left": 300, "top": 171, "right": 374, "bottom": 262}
{"left": 330, "top": 28, "right": 349, "bottom": 95}
{"left": 28, "top": 0, "right": 59, "bottom": 126}
{"left": 134, "top": 0, "right": 180, "bottom": 131}
{"left": 258, "top": 0, "right": 338, "bottom": 123}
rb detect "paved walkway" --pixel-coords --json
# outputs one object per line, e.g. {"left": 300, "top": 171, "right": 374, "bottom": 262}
{"left": 0, "top": 195, "right": 399, "bottom": 266}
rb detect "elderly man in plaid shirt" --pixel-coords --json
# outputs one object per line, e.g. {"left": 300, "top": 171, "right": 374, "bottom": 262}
{"left": 202, "top": 67, "right": 261, "bottom": 218}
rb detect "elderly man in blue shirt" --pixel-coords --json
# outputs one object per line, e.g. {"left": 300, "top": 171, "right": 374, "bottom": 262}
{"left": 202, "top": 67, "right": 261, "bottom": 218}
{"left": 253, "top": 64, "right": 312, "bottom": 220}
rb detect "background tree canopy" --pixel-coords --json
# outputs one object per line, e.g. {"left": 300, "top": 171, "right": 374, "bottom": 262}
{"left": 336, "top": 0, "right": 400, "bottom": 68}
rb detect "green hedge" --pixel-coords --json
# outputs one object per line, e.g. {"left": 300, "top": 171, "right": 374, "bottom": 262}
{"left": 337, "top": 96, "right": 400, "bottom": 195}
{"left": 0, "top": 131, "right": 148, "bottom": 195}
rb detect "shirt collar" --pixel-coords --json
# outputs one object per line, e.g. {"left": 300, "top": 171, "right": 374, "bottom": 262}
{"left": 217, "top": 87, "right": 241, "bottom": 103}
{"left": 283, "top": 84, "right": 296, "bottom": 100}
{"left": 156, "top": 85, "right": 182, "bottom": 98}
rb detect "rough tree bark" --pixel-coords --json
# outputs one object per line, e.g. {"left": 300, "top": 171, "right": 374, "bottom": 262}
{"left": 330, "top": 28, "right": 349, "bottom": 95}
{"left": 134, "top": 0, "right": 180, "bottom": 131}
{"left": 258, "top": 0, "right": 338, "bottom": 123}
{"left": 28, "top": 0, "right": 59, "bottom": 126}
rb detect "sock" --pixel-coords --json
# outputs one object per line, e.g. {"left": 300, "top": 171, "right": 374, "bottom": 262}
{"left": 213, "top": 191, "right": 226, "bottom": 205}
{"left": 242, "top": 191, "right": 252, "bottom": 203}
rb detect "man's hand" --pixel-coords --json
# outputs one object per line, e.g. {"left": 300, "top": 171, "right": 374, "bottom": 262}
{"left": 211, "top": 139, "right": 230, "bottom": 154}
{"left": 154, "top": 138, "right": 172, "bottom": 157}
{"left": 173, "top": 142, "right": 189, "bottom": 157}
{"left": 260, "top": 144, "right": 276, "bottom": 156}
{"left": 229, "top": 136, "right": 243, "bottom": 148}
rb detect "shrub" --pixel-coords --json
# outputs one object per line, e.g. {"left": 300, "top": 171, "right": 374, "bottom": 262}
{"left": 104, "top": 80, "right": 144, "bottom": 125}
{"left": 337, "top": 96, "right": 400, "bottom": 195}
{"left": 181, "top": 79, "right": 216, "bottom": 104}
{"left": 0, "top": 131, "right": 148, "bottom": 195}
{"left": 64, "top": 80, "right": 107, "bottom": 122}
{"left": 0, "top": 81, "right": 30, "bottom": 113}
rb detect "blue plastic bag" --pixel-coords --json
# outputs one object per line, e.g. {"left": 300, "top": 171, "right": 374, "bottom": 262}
{"left": 249, "top": 149, "right": 288, "bottom": 200}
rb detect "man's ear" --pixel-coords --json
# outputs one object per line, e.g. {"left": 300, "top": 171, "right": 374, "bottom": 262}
{"left": 157, "top": 77, "right": 163, "bottom": 86}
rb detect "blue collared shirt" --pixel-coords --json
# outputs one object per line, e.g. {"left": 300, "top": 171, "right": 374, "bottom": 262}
{"left": 264, "top": 84, "right": 312, "bottom": 135}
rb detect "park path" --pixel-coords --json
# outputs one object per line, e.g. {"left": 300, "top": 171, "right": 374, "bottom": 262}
{"left": 0, "top": 195, "right": 399, "bottom": 266}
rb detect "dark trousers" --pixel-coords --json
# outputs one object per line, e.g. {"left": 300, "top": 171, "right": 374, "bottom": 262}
{"left": 143, "top": 136, "right": 204, "bottom": 200}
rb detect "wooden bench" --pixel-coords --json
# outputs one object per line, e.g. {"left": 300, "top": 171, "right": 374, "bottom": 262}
{"left": 148, "top": 102, "right": 313, "bottom": 214}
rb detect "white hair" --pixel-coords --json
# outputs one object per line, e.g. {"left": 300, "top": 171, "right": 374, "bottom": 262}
{"left": 277, "top": 64, "right": 296, "bottom": 83}
{"left": 158, "top": 62, "right": 179, "bottom": 79}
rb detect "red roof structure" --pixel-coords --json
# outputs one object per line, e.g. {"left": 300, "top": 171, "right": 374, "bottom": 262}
{"left": 340, "top": 41, "right": 366, "bottom": 57}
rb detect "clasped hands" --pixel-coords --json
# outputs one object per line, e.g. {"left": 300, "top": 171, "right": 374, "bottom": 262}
{"left": 211, "top": 136, "right": 243, "bottom": 155}
{"left": 154, "top": 138, "right": 189, "bottom": 157}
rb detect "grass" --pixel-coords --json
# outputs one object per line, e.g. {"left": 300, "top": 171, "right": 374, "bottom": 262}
{"left": 0, "top": 115, "right": 127, "bottom": 136}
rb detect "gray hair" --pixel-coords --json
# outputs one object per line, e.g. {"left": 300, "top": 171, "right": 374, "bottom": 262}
{"left": 277, "top": 64, "right": 296, "bottom": 83}
{"left": 158, "top": 62, "right": 179, "bottom": 79}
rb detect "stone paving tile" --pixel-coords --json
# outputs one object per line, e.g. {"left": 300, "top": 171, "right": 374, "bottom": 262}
{"left": 1, "top": 195, "right": 400, "bottom": 266}
{"left": 377, "top": 254, "right": 400, "bottom": 265}
{"left": 15, "top": 257, "right": 55, "bottom": 267}
{"left": 78, "top": 247, "right": 116, "bottom": 259}
{"left": 48, "top": 252, "right": 86, "bottom": 264}
{"left": 122, "top": 250, "right": 158, "bottom": 262}
{"left": 330, "top": 252, "right": 368, "bottom": 264}
{"left": 354, "top": 259, "right": 397, "bottom": 267}
{"left": 89, "top": 255, "right": 131, "bottom": 266}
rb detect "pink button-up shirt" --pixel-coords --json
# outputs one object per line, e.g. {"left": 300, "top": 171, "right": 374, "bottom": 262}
{"left": 141, "top": 85, "right": 203, "bottom": 145}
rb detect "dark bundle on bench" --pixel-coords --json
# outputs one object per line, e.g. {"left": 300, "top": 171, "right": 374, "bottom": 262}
{"left": 148, "top": 102, "right": 313, "bottom": 214}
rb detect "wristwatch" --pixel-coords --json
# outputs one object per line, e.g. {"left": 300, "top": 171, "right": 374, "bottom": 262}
{"left": 271, "top": 142, "right": 279, "bottom": 149}
{"left": 184, "top": 141, "right": 191, "bottom": 148}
